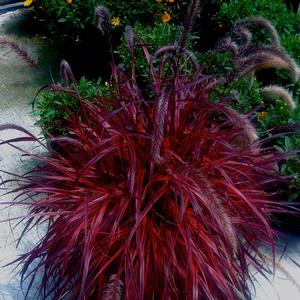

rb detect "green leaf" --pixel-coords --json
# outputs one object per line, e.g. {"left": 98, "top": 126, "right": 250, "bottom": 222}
{"left": 58, "top": 18, "right": 67, "bottom": 23}
{"left": 284, "top": 136, "right": 293, "bottom": 151}
{"left": 288, "top": 192, "right": 299, "bottom": 202}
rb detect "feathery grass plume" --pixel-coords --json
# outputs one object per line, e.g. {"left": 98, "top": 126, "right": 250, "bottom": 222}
{"left": 124, "top": 26, "right": 136, "bottom": 79}
{"left": 178, "top": 0, "right": 201, "bottom": 52}
{"left": 232, "top": 27, "right": 252, "bottom": 51}
{"left": 264, "top": 255, "right": 300, "bottom": 293}
{"left": 239, "top": 54, "right": 297, "bottom": 81}
{"left": 60, "top": 60, "right": 76, "bottom": 86}
{"left": 217, "top": 37, "right": 239, "bottom": 61}
{"left": 214, "top": 103, "right": 258, "bottom": 145}
{"left": 218, "top": 17, "right": 300, "bottom": 83}
{"left": 103, "top": 274, "right": 123, "bottom": 300}
{"left": 124, "top": 26, "right": 135, "bottom": 58}
{"left": 239, "top": 49, "right": 300, "bottom": 82}
{"left": 95, "top": 5, "right": 118, "bottom": 81}
{"left": 261, "top": 85, "right": 296, "bottom": 111}
{"left": 0, "top": 7, "right": 296, "bottom": 300}
{"left": 0, "top": 36, "right": 38, "bottom": 70}
{"left": 95, "top": 6, "right": 110, "bottom": 35}
{"left": 236, "top": 17, "right": 281, "bottom": 47}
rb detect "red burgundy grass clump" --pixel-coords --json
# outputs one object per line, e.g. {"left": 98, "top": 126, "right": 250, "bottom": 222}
{"left": 0, "top": 2, "right": 299, "bottom": 300}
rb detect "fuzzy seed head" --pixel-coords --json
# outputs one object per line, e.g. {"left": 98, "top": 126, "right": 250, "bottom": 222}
{"left": 95, "top": 6, "right": 110, "bottom": 35}
{"left": 261, "top": 85, "right": 297, "bottom": 110}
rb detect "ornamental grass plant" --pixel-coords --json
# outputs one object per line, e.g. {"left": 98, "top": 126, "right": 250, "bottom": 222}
{"left": 0, "top": 1, "right": 299, "bottom": 299}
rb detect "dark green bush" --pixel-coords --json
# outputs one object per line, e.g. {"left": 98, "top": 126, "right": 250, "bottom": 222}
{"left": 27, "top": 0, "right": 174, "bottom": 39}
{"left": 30, "top": 0, "right": 103, "bottom": 37}
{"left": 33, "top": 77, "right": 101, "bottom": 135}
{"left": 215, "top": 0, "right": 299, "bottom": 32}
{"left": 116, "top": 22, "right": 184, "bottom": 75}
{"left": 98, "top": 0, "right": 171, "bottom": 27}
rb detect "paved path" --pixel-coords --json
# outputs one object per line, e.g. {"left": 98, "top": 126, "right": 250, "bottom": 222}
{"left": 0, "top": 1, "right": 21, "bottom": 3}
{"left": 0, "top": 2, "right": 23, "bottom": 15}
{"left": 0, "top": 10, "right": 50, "bottom": 300}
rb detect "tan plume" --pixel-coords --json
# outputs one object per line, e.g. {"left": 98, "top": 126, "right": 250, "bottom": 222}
{"left": 245, "top": 54, "right": 300, "bottom": 82}
{"left": 236, "top": 17, "right": 281, "bottom": 47}
{"left": 261, "top": 85, "right": 297, "bottom": 110}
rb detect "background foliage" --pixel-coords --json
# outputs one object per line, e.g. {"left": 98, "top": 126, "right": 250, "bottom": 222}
{"left": 30, "top": 0, "right": 176, "bottom": 38}
{"left": 209, "top": 0, "right": 300, "bottom": 201}
{"left": 33, "top": 77, "right": 101, "bottom": 135}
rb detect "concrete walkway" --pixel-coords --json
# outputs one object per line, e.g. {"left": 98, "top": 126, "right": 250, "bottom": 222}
{"left": 0, "top": 10, "right": 50, "bottom": 300}
{"left": 0, "top": 2, "right": 23, "bottom": 15}
{"left": 0, "top": 9, "right": 299, "bottom": 300}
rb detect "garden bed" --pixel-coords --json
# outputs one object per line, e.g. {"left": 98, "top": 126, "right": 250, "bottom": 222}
{"left": 0, "top": 1, "right": 299, "bottom": 299}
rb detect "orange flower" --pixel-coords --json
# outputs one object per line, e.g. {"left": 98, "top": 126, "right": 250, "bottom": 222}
{"left": 161, "top": 12, "right": 171, "bottom": 24}
{"left": 167, "top": 0, "right": 175, "bottom": 2}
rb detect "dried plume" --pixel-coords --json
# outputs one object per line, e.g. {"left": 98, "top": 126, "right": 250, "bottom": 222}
{"left": 178, "top": 0, "right": 201, "bottom": 52}
{"left": 0, "top": 36, "right": 38, "bottom": 70}
{"left": 239, "top": 49, "right": 300, "bottom": 82}
{"left": 215, "top": 103, "right": 259, "bottom": 145}
{"left": 59, "top": 60, "right": 76, "bottom": 86}
{"left": 218, "top": 17, "right": 300, "bottom": 83}
{"left": 261, "top": 85, "right": 296, "bottom": 110}
{"left": 95, "top": 6, "right": 110, "bottom": 35}
{"left": 236, "top": 17, "right": 281, "bottom": 47}
{"left": 125, "top": 26, "right": 135, "bottom": 57}
{"left": 217, "top": 17, "right": 299, "bottom": 115}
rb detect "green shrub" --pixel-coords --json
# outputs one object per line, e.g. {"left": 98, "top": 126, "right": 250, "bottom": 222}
{"left": 282, "top": 34, "right": 300, "bottom": 63}
{"left": 274, "top": 135, "right": 300, "bottom": 201}
{"left": 27, "top": 0, "right": 103, "bottom": 37}
{"left": 196, "top": 51, "right": 233, "bottom": 76}
{"left": 25, "top": 0, "right": 175, "bottom": 39}
{"left": 30, "top": 1, "right": 300, "bottom": 201}
{"left": 258, "top": 98, "right": 300, "bottom": 201}
{"left": 226, "top": 80, "right": 300, "bottom": 201}
{"left": 216, "top": 0, "right": 299, "bottom": 33}
{"left": 33, "top": 77, "right": 101, "bottom": 135}
{"left": 116, "top": 22, "right": 184, "bottom": 75}
{"left": 98, "top": 0, "right": 171, "bottom": 27}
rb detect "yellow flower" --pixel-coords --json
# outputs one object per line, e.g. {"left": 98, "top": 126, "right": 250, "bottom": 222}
{"left": 23, "top": 0, "right": 33, "bottom": 7}
{"left": 66, "top": 0, "right": 72, "bottom": 4}
{"left": 166, "top": 0, "right": 175, "bottom": 2}
{"left": 161, "top": 12, "right": 171, "bottom": 24}
{"left": 111, "top": 17, "right": 121, "bottom": 27}
{"left": 258, "top": 111, "right": 268, "bottom": 120}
